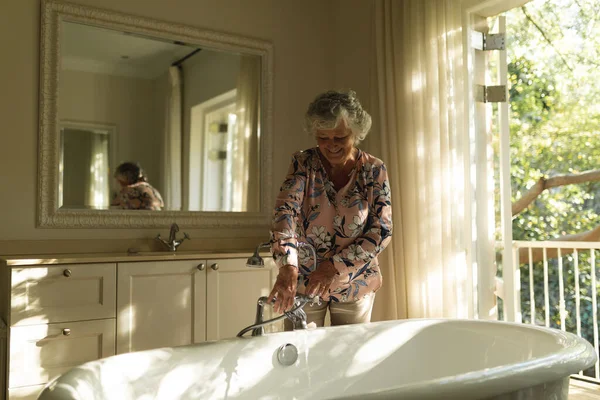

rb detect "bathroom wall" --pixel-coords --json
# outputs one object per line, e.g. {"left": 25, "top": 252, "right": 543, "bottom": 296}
{"left": 59, "top": 69, "right": 162, "bottom": 192}
{"left": 0, "top": 0, "right": 374, "bottom": 254}
{"left": 182, "top": 50, "right": 240, "bottom": 115}
{"left": 181, "top": 50, "right": 241, "bottom": 210}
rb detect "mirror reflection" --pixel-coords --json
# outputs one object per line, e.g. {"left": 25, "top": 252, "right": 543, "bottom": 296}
{"left": 57, "top": 21, "right": 261, "bottom": 212}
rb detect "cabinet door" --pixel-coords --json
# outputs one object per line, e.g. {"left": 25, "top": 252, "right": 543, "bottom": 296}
{"left": 11, "top": 263, "right": 116, "bottom": 326}
{"left": 8, "top": 384, "right": 46, "bottom": 400}
{"left": 206, "top": 257, "right": 278, "bottom": 340}
{"left": 116, "top": 260, "right": 207, "bottom": 354}
{"left": 9, "top": 319, "right": 115, "bottom": 388}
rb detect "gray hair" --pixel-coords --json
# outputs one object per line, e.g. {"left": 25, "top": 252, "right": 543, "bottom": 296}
{"left": 303, "top": 90, "right": 372, "bottom": 143}
{"left": 115, "top": 162, "right": 147, "bottom": 185}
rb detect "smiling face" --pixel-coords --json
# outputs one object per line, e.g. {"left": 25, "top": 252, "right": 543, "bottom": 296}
{"left": 315, "top": 119, "right": 356, "bottom": 167}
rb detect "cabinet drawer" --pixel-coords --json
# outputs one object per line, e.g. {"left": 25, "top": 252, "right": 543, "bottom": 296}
{"left": 8, "top": 384, "right": 46, "bottom": 400}
{"left": 9, "top": 319, "right": 115, "bottom": 388}
{"left": 11, "top": 263, "right": 116, "bottom": 326}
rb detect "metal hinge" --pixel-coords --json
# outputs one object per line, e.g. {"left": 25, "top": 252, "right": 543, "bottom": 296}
{"left": 475, "top": 85, "right": 507, "bottom": 103}
{"left": 472, "top": 31, "right": 506, "bottom": 51}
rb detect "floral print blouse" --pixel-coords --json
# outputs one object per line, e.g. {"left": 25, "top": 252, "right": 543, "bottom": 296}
{"left": 113, "top": 182, "right": 164, "bottom": 211}
{"left": 271, "top": 147, "right": 393, "bottom": 303}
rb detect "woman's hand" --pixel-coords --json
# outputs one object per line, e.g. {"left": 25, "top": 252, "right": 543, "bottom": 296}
{"left": 306, "top": 260, "right": 338, "bottom": 298}
{"left": 268, "top": 265, "right": 298, "bottom": 314}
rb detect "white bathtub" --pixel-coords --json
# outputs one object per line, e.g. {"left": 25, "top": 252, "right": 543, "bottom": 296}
{"left": 37, "top": 319, "right": 596, "bottom": 400}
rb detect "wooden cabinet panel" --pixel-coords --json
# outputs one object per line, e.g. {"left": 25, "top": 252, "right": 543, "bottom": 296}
{"left": 9, "top": 319, "right": 115, "bottom": 388}
{"left": 11, "top": 264, "right": 116, "bottom": 326}
{"left": 206, "top": 257, "right": 279, "bottom": 340}
{"left": 116, "top": 260, "right": 207, "bottom": 354}
{"left": 8, "top": 384, "right": 46, "bottom": 400}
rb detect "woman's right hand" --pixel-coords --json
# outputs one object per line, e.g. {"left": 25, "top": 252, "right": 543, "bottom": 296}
{"left": 268, "top": 265, "right": 298, "bottom": 314}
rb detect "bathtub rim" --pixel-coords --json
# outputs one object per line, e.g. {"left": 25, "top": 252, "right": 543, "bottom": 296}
{"left": 325, "top": 318, "right": 597, "bottom": 400}
{"left": 38, "top": 318, "right": 599, "bottom": 400}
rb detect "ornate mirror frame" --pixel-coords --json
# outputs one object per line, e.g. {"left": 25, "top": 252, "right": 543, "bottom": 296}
{"left": 38, "top": 0, "right": 273, "bottom": 228}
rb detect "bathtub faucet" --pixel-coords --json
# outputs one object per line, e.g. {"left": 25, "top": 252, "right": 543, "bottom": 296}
{"left": 246, "top": 241, "right": 317, "bottom": 270}
{"left": 236, "top": 294, "right": 321, "bottom": 337}
{"left": 238, "top": 240, "right": 320, "bottom": 337}
{"left": 283, "top": 294, "right": 320, "bottom": 330}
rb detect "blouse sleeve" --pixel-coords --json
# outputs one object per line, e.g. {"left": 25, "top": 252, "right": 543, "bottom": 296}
{"left": 331, "top": 162, "right": 393, "bottom": 281}
{"left": 270, "top": 153, "right": 307, "bottom": 268}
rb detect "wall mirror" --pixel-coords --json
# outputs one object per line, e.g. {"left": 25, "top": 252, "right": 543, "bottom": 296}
{"left": 38, "top": 0, "right": 272, "bottom": 228}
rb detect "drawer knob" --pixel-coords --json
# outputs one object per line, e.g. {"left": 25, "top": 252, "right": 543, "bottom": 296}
{"left": 211, "top": 263, "right": 219, "bottom": 271}
{"left": 197, "top": 263, "right": 205, "bottom": 271}
{"left": 62, "top": 328, "right": 71, "bottom": 336}
{"left": 63, "top": 269, "right": 72, "bottom": 277}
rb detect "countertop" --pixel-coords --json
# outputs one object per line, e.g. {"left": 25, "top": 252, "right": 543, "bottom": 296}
{"left": 1, "top": 249, "right": 271, "bottom": 266}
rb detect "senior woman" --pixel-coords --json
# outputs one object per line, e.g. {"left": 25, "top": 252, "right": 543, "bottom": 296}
{"left": 111, "top": 162, "right": 164, "bottom": 211}
{"left": 268, "top": 89, "right": 393, "bottom": 328}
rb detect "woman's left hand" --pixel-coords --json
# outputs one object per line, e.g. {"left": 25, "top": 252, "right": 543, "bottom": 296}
{"left": 306, "top": 260, "right": 338, "bottom": 298}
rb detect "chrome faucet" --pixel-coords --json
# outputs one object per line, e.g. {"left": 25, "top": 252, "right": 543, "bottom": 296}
{"left": 246, "top": 241, "right": 317, "bottom": 270}
{"left": 156, "top": 223, "right": 190, "bottom": 252}
{"left": 236, "top": 294, "right": 321, "bottom": 337}
{"left": 246, "top": 242, "right": 271, "bottom": 268}
{"left": 283, "top": 294, "right": 321, "bottom": 330}
{"left": 237, "top": 240, "right": 320, "bottom": 337}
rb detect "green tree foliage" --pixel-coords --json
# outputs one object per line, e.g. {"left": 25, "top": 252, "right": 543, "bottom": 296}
{"left": 505, "top": 0, "right": 600, "bottom": 360}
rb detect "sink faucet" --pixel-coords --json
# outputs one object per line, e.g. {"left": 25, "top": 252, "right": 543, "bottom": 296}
{"left": 237, "top": 294, "right": 321, "bottom": 337}
{"left": 156, "top": 223, "right": 190, "bottom": 252}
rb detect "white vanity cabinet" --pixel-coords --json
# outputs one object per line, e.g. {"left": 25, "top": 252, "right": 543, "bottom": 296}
{"left": 205, "top": 258, "right": 279, "bottom": 340}
{"left": 0, "top": 252, "right": 279, "bottom": 400}
{"left": 2, "top": 263, "right": 117, "bottom": 400}
{"left": 116, "top": 257, "right": 278, "bottom": 353}
{"left": 116, "top": 260, "right": 207, "bottom": 353}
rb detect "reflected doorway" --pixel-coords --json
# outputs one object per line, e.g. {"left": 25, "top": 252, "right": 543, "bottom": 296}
{"left": 59, "top": 122, "right": 116, "bottom": 209}
{"left": 188, "top": 89, "right": 240, "bottom": 211}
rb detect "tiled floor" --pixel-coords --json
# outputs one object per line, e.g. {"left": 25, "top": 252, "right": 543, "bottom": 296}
{"left": 571, "top": 378, "right": 600, "bottom": 399}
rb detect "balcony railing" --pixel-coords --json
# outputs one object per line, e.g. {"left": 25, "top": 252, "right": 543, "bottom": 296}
{"left": 500, "top": 240, "right": 600, "bottom": 382}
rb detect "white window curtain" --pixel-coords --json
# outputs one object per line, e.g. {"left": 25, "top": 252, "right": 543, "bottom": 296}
{"left": 372, "top": 0, "right": 471, "bottom": 320}
{"left": 85, "top": 133, "right": 110, "bottom": 209}
{"left": 232, "top": 56, "right": 261, "bottom": 212}
{"left": 162, "top": 66, "right": 183, "bottom": 210}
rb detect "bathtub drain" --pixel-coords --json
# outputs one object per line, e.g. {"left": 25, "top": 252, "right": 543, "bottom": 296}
{"left": 277, "top": 343, "right": 298, "bottom": 366}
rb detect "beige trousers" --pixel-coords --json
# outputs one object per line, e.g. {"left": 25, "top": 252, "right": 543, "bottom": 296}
{"left": 284, "top": 293, "right": 375, "bottom": 330}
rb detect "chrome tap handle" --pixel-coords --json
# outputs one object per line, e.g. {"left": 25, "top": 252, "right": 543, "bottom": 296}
{"left": 284, "top": 307, "right": 307, "bottom": 330}
{"left": 295, "top": 294, "right": 321, "bottom": 307}
{"left": 155, "top": 234, "right": 168, "bottom": 246}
